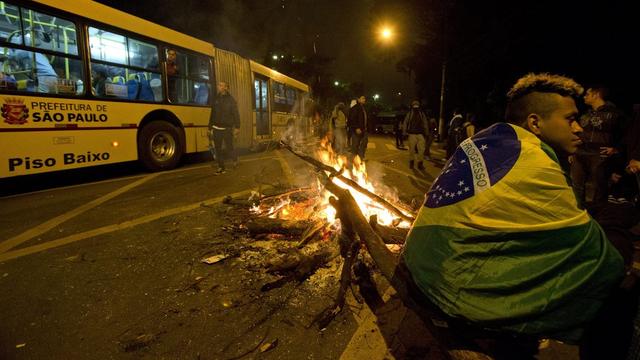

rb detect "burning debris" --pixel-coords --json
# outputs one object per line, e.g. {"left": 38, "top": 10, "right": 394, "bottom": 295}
{"left": 251, "top": 139, "right": 414, "bottom": 226}
{"left": 231, "top": 137, "right": 416, "bottom": 328}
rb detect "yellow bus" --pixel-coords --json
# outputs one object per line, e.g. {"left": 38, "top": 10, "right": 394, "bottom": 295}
{"left": 0, "top": 0, "right": 310, "bottom": 179}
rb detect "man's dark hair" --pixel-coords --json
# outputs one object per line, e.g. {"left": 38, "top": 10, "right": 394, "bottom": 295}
{"left": 588, "top": 86, "right": 610, "bottom": 101}
{"left": 505, "top": 73, "right": 583, "bottom": 125}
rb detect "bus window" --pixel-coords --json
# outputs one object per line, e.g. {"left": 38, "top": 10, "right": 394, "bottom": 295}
{"left": 165, "top": 48, "right": 210, "bottom": 105}
{"left": 21, "top": 8, "right": 78, "bottom": 56}
{"left": 0, "top": 2, "right": 83, "bottom": 95}
{"left": 0, "top": 2, "right": 21, "bottom": 43}
{"left": 88, "top": 27, "right": 126, "bottom": 65}
{"left": 128, "top": 38, "right": 158, "bottom": 70}
{"left": 88, "top": 26, "right": 162, "bottom": 102}
{"left": 272, "top": 81, "right": 296, "bottom": 112}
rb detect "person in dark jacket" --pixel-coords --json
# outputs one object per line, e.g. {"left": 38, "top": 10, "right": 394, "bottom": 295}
{"left": 348, "top": 95, "right": 369, "bottom": 161}
{"left": 402, "top": 100, "right": 428, "bottom": 170}
{"left": 609, "top": 105, "right": 640, "bottom": 203}
{"left": 570, "top": 86, "right": 626, "bottom": 205}
{"left": 210, "top": 81, "right": 240, "bottom": 175}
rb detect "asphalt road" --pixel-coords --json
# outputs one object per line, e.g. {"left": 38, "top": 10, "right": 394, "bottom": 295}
{"left": 0, "top": 135, "right": 573, "bottom": 359}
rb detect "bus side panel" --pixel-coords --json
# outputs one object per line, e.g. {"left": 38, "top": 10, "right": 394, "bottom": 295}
{"left": 166, "top": 106, "right": 211, "bottom": 153}
{"left": 195, "top": 127, "right": 210, "bottom": 152}
{"left": 214, "top": 48, "right": 254, "bottom": 149}
{"left": 0, "top": 129, "right": 137, "bottom": 177}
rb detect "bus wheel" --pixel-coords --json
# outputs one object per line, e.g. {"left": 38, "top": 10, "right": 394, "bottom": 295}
{"left": 138, "top": 121, "right": 183, "bottom": 171}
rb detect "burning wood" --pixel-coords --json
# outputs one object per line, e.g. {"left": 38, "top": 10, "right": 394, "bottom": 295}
{"left": 245, "top": 138, "right": 418, "bottom": 329}
{"left": 279, "top": 140, "right": 416, "bottom": 225}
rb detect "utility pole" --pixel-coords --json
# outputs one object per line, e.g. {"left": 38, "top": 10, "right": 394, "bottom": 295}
{"left": 437, "top": 6, "right": 448, "bottom": 141}
{"left": 438, "top": 61, "right": 446, "bottom": 140}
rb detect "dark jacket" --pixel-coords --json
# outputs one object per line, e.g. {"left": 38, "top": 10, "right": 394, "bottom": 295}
{"left": 347, "top": 104, "right": 368, "bottom": 131}
{"left": 403, "top": 109, "right": 428, "bottom": 135}
{"left": 578, "top": 101, "right": 625, "bottom": 154}
{"left": 210, "top": 92, "right": 240, "bottom": 129}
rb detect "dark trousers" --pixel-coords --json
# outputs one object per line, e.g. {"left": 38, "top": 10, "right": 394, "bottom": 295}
{"left": 351, "top": 131, "right": 368, "bottom": 160}
{"left": 395, "top": 127, "right": 404, "bottom": 147}
{"left": 212, "top": 128, "right": 236, "bottom": 169}
{"left": 570, "top": 153, "right": 610, "bottom": 205}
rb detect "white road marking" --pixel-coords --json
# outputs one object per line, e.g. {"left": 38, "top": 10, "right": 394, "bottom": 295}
{"left": 367, "top": 142, "right": 377, "bottom": 149}
{"left": 0, "top": 189, "right": 255, "bottom": 263}
{"left": 0, "top": 173, "right": 160, "bottom": 254}
{"left": 378, "top": 163, "right": 432, "bottom": 187}
{"left": 340, "top": 287, "right": 398, "bottom": 360}
{"left": 0, "top": 155, "right": 276, "bottom": 199}
{"left": 385, "top": 143, "right": 397, "bottom": 151}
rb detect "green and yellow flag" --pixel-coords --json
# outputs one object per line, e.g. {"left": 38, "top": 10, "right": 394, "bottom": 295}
{"left": 402, "top": 122, "right": 624, "bottom": 341}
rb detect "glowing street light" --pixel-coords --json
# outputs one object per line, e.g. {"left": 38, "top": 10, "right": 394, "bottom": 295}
{"left": 378, "top": 26, "right": 394, "bottom": 42}
{"left": 272, "top": 54, "right": 278, "bottom": 60}
{"left": 334, "top": 81, "right": 340, "bottom": 86}
{"left": 373, "top": 94, "right": 380, "bottom": 101}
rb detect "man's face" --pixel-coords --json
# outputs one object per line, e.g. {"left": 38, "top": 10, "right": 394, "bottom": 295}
{"left": 167, "top": 50, "right": 176, "bottom": 62}
{"left": 583, "top": 88, "right": 595, "bottom": 107}
{"left": 217, "top": 82, "right": 228, "bottom": 94}
{"left": 358, "top": 96, "right": 366, "bottom": 104}
{"left": 535, "top": 95, "right": 583, "bottom": 154}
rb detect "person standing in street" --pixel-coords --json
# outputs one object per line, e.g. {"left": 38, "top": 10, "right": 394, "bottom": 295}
{"left": 395, "top": 112, "right": 407, "bottom": 150}
{"left": 446, "top": 108, "right": 464, "bottom": 158}
{"left": 331, "top": 102, "right": 348, "bottom": 153}
{"left": 403, "top": 100, "right": 428, "bottom": 170}
{"left": 423, "top": 109, "right": 437, "bottom": 160}
{"left": 210, "top": 81, "right": 240, "bottom": 175}
{"left": 570, "top": 86, "right": 626, "bottom": 205}
{"left": 348, "top": 95, "right": 369, "bottom": 161}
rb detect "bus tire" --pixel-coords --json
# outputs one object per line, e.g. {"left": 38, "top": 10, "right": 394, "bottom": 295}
{"left": 138, "top": 121, "right": 183, "bottom": 171}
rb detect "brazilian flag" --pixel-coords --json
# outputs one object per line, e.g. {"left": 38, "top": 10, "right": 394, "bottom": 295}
{"left": 402, "top": 122, "right": 624, "bottom": 342}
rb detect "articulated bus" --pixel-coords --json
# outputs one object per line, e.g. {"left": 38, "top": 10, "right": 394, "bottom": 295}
{"left": 0, "top": 0, "right": 310, "bottom": 179}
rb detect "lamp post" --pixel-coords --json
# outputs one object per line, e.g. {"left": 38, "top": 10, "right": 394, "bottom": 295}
{"left": 374, "top": 20, "right": 448, "bottom": 141}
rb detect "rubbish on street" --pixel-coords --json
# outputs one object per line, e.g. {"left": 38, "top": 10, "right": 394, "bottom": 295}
{"left": 259, "top": 338, "right": 278, "bottom": 353}
{"left": 201, "top": 254, "right": 229, "bottom": 264}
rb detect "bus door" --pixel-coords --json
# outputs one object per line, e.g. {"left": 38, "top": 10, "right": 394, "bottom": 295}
{"left": 254, "top": 75, "right": 269, "bottom": 138}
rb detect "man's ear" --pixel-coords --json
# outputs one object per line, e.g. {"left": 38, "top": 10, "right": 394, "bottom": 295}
{"left": 526, "top": 114, "right": 542, "bottom": 135}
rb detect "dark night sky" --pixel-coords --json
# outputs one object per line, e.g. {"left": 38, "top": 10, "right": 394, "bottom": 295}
{"left": 97, "top": 0, "right": 640, "bottom": 114}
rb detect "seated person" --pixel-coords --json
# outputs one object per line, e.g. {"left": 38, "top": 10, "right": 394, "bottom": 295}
{"left": 91, "top": 66, "right": 108, "bottom": 97}
{"left": 402, "top": 73, "right": 629, "bottom": 351}
{"left": 0, "top": 70, "right": 17, "bottom": 90}
{"left": 9, "top": 31, "right": 58, "bottom": 93}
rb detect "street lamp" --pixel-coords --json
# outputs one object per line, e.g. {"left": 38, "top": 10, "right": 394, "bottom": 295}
{"left": 373, "top": 94, "right": 380, "bottom": 101}
{"left": 334, "top": 81, "right": 340, "bottom": 86}
{"left": 272, "top": 54, "right": 278, "bottom": 60}
{"left": 379, "top": 26, "right": 393, "bottom": 41}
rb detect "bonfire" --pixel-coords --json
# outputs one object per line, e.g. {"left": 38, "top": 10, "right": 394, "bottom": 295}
{"left": 241, "top": 136, "right": 415, "bottom": 328}
{"left": 250, "top": 136, "right": 414, "bottom": 230}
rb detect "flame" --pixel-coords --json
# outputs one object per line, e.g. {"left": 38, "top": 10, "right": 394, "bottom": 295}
{"left": 251, "top": 137, "right": 411, "bottom": 229}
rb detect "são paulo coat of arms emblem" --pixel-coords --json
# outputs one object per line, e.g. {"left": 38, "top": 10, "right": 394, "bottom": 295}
{"left": 2, "top": 98, "right": 29, "bottom": 125}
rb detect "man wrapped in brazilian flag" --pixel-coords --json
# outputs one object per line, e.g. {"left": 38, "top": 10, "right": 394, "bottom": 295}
{"left": 402, "top": 73, "right": 631, "bottom": 351}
